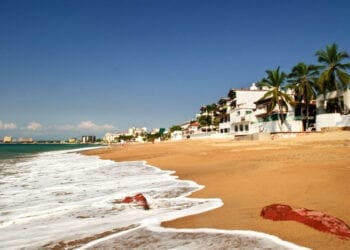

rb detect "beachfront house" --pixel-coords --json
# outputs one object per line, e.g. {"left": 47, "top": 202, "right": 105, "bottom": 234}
{"left": 228, "top": 84, "right": 268, "bottom": 135}
{"left": 217, "top": 83, "right": 308, "bottom": 135}
{"left": 181, "top": 120, "right": 201, "bottom": 136}
{"left": 218, "top": 83, "right": 268, "bottom": 135}
{"left": 217, "top": 97, "right": 232, "bottom": 133}
{"left": 315, "top": 89, "right": 350, "bottom": 130}
{"left": 254, "top": 94, "right": 303, "bottom": 133}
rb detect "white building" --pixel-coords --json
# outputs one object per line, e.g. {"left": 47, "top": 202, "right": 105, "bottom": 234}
{"left": 181, "top": 120, "right": 201, "bottom": 136}
{"left": 81, "top": 135, "right": 96, "bottom": 143}
{"left": 171, "top": 130, "right": 183, "bottom": 140}
{"left": 315, "top": 89, "right": 350, "bottom": 131}
{"left": 104, "top": 127, "right": 148, "bottom": 143}
{"left": 18, "top": 138, "right": 34, "bottom": 143}
{"left": 104, "top": 133, "right": 119, "bottom": 143}
{"left": 3, "top": 136, "right": 13, "bottom": 143}
{"left": 217, "top": 83, "right": 309, "bottom": 135}
{"left": 219, "top": 83, "right": 268, "bottom": 135}
{"left": 254, "top": 97, "right": 303, "bottom": 133}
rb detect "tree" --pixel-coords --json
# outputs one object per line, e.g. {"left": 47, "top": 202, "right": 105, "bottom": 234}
{"left": 257, "top": 67, "right": 294, "bottom": 126}
{"left": 197, "top": 115, "right": 212, "bottom": 132}
{"left": 169, "top": 125, "right": 182, "bottom": 133}
{"left": 287, "top": 62, "right": 320, "bottom": 129}
{"left": 198, "top": 103, "right": 219, "bottom": 132}
{"left": 315, "top": 43, "right": 350, "bottom": 113}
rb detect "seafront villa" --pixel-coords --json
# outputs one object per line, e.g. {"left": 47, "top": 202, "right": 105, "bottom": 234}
{"left": 175, "top": 82, "right": 350, "bottom": 140}
{"left": 216, "top": 83, "right": 304, "bottom": 136}
{"left": 180, "top": 120, "right": 201, "bottom": 136}
{"left": 102, "top": 83, "right": 350, "bottom": 142}
{"left": 218, "top": 83, "right": 268, "bottom": 135}
{"left": 315, "top": 89, "right": 350, "bottom": 130}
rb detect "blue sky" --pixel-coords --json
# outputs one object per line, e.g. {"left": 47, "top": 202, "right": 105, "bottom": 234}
{"left": 1, "top": 0, "right": 350, "bottom": 139}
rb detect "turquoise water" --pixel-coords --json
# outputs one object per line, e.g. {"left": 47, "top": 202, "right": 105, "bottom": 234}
{"left": 0, "top": 144, "right": 97, "bottom": 160}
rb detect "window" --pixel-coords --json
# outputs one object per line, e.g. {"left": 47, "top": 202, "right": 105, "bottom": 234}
{"left": 245, "top": 124, "right": 249, "bottom": 131}
{"left": 246, "top": 110, "right": 252, "bottom": 114}
{"left": 235, "top": 125, "right": 238, "bottom": 132}
{"left": 239, "top": 124, "right": 243, "bottom": 131}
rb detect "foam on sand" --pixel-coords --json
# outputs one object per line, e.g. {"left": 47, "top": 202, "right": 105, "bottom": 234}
{"left": 0, "top": 149, "right": 308, "bottom": 249}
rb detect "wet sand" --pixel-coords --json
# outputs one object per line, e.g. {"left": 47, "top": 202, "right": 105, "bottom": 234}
{"left": 84, "top": 131, "right": 350, "bottom": 249}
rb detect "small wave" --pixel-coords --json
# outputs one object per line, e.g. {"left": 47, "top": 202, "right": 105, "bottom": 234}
{"left": 76, "top": 225, "right": 309, "bottom": 250}
{"left": 0, "top": 150, "right": 308, "bottom": 249}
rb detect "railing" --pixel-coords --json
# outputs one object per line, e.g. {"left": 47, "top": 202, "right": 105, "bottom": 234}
{"left": 254, "top": 108, "right": 268, "bottom": 116}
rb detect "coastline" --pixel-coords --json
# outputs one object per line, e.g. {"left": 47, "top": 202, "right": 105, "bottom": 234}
{"left": 83, "top": 131, "right": 350, "bottom": 250}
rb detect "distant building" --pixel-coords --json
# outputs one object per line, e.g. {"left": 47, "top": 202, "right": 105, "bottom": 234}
{"left": 68, "top": 138, "right": 78, "bottom": 144}
{"left": 104, "top": 132, "right": 122, "bottom": 143}
{"left": 126, "top": 127, "right": 148, "bottom": 137}
{"left": 3, "top": 136, "right": 13, "bottom": 143}
{"left": 18, "top": 138, "right": 34, "bottom": 143}
{"left": 150, "top": 128, "right": 160, "bottom": 134}
{"left": 81, "top": 135, "right": 96, "bottom": 143}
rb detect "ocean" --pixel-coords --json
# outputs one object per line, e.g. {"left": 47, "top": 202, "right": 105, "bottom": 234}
{"left": 0, "top": 144, "right": 308, "bottom": 249}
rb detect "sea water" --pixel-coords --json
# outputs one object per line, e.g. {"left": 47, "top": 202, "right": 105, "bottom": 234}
{"left": 0, "top": 145, "right": 309, "bottom": 249}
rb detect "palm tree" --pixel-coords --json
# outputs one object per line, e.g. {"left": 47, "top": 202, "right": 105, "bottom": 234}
{"left": 198, "top": 103, "right": 218, "bottom": 132}
{"left": 287, "top": 62, "right": 320, "bottom": 129}
{"left": 257, "top": 67, "right": 294, "bottom": 126}
{"left": 315, "top": 43, "right": 350, "bottom": 113}
{"left": 197, "top": 114, "right": 212, "bottom": 132}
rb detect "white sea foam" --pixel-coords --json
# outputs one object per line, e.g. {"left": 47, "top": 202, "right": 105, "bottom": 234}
{"left": 0, "top": 149, "right": 309, "bottom": 249}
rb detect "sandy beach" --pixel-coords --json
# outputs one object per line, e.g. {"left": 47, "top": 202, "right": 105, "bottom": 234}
{"left": 84, "top": 131, "right": 350, "bottom": 250}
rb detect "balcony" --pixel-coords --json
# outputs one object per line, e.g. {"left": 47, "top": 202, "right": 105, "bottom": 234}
{"left": 254, "top": 107, "right": 268, "bottom": 116}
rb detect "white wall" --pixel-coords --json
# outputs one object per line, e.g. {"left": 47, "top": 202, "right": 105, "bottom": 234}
{"left": 316, "top": 113, "right": 350, "bottom": 130}
{"left": 171, "top": 131, "right": 183, "bottom": 140}
{"left": 219, "top": 121, "right": 231, "bottom": 132}
{"left": 316, "top": 89, "right": 350, "bottom": 114}
{"left": 236, "top": 91, "right": 267, "bottom": 109}
{"left": 259, "top": 120, "right": 303, "bottom": 133}
{"left": 230, "top": 109, "right": 257, "bottom": 123}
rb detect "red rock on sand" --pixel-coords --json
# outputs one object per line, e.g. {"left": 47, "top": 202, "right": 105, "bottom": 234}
{"left": 122, "top": 193, "right": 150, "bottom": 210}
{"left": 261, "top": 204, "right": 350, "bottom": 239}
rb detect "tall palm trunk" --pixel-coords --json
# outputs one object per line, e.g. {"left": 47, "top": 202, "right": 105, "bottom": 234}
{"left": 305, "top": 101, "right": 310, "bottom": 130}
{"left": 278, "top": 102, "right": 284, "bottom": 129}
{"left": 335, "top": 84, "right": 343, "bottom": 114}
{"left": 331, "top": 71, "right": 343, "bottom": 113}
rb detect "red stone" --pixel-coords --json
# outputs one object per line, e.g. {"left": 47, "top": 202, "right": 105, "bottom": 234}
{"left": 122, "top": 193, "right": 149, "bottom": 210}
{"left": 122, "top": 196, "right": 134, "bottom": 203}
{"left": 261, "top": 204, "right": 350, "bottom": 239}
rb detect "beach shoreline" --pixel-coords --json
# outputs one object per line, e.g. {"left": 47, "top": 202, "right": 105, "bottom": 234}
{"left": 83, "top": 131, "right": 350, "bottom": 250}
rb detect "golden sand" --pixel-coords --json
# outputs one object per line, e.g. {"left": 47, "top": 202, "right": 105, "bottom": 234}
{"left": 84, "top": 131, "right": 350, "bottom": 250}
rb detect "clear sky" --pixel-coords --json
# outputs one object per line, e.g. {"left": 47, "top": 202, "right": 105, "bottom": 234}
{"left": 1, "top": 0, "right": 350, "bottom": 139}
